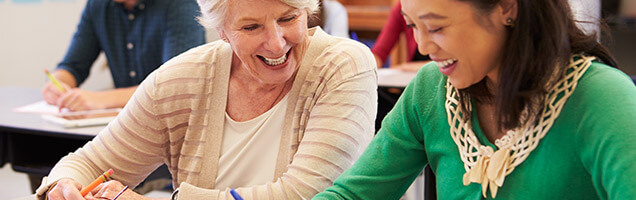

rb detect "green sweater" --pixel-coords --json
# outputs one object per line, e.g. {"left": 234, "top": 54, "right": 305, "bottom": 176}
{"left": 314, "top": 61, "right": 636, "bottom": 199}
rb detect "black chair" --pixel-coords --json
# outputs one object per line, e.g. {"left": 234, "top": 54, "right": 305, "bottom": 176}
{"left": 424, "top": 165, "right": 437, "bottom": 200}
{"left": 0, "top": 132, "right": 6, "bottom": 168}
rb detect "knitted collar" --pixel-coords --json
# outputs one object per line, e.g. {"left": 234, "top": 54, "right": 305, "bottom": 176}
{"left": 444, "top": 54, "right": 594, "bottom": 198}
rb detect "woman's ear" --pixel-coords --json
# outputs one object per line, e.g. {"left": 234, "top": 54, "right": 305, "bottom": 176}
{"left": 217, "top": 29, "right": 229, "bottom": 42}
{"left": 498, "top": 0, "right": 518, "bottom": 25}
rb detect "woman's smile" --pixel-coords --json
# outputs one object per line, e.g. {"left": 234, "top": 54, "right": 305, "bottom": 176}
{"left": 257, "top": 48, "right": 292, "bottom": 67}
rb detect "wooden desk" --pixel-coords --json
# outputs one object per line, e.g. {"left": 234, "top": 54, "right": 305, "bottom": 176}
{"left": 0, "top": 87, "right": 103, "bottom": 191}
{"left": 340, "top": 0, "right": 397, "bottom": 32}
{"left": 346, "top": 5, "right": 391, "bottom": 31}
{"left": 340, "top": 0, "right": 410, "bottom": 66}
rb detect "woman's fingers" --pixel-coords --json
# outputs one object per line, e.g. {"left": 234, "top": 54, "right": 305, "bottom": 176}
{"left": 47, "top": 178, "right": 84, "bottom": 200}
{"left": 90, "top": 180, "right": 135, "bottom": 200}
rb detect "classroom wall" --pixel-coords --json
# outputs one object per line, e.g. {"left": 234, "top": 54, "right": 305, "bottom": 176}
{"left": 0, "top": 0, "right": 219, "bottom": 90}
{"left": 0, "top": 0, "right": 110, "bottom": 90}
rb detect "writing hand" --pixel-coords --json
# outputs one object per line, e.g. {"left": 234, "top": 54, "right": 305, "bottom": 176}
{"left": 57, "top": 89, "right": 108, "bottom": 112}
{"left": 46, "top": 178, "right": 84, "bottom": 200}
{"left": 86, "top": 180, "right": 148, "bottom": 200}
{"left": 42, "top": 81, "right": 71, "bottom": 105}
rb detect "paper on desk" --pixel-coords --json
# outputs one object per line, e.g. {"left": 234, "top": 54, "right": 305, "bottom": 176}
{"left": 41, "top": 114, "right": 116, "bottom": 128}
{"left": 13, "top": 100, "right": 122, "bottom": 117}
{"left": 377, "top": 68, "right": 417, "bottom": 87}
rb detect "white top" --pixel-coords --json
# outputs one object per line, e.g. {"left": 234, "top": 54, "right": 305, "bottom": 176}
{"left": 216, "top": 95, "right": 288, "bottom": 189}
{"left": 568, "top": 0, "right": 601, "bottom": 35}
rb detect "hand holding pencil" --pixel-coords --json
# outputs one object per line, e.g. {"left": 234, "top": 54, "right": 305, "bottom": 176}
{"left": 42, "top": 69, "right": 71, "bottom": 106}
{"left": 44, "top": 69, "right": 66, "bottom": 93}
{"left": 80, "top": 168, "right": 114, "bottom": 196}
{"left": 44, "top": 168, "right": 139, "bottom": 200}
{"left": 45, "top": 169, "right": 114, "bottom": 199}
{"left": 42, "top": 68, "right": 126, "bottom": 112}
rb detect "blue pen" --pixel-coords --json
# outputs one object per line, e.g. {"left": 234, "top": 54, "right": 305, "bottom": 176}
{"left": 230, "top": 188, "right": 243, "bottom": 200}
{"left": 350, "top": 31, "right": 359, "bottom": 42}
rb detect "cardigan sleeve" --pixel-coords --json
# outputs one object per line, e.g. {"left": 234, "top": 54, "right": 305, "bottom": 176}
{"left": 35, "top": 71, "right": 170, "bottom": 199}
{"left": 177, "top": 39, "right": 378, "bottom": 200}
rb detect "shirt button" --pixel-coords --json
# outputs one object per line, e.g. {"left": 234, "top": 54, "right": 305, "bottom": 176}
{"left": 129, "top": 71, "right": 137, "bottom": 78}
{"left": 127, "top": 43, "right": 134, "bottom": 50}
{"left": 128, "top": 14, "right": 135, "bottom": 20}
{"left": 139, "top": 4, "right": 145, "bottom": 10}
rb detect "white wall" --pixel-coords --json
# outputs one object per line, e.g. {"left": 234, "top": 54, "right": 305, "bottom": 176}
{"left": 0, "top": 0, "right": 115, "bottom": 90}
{"left": 0, "top": 0, "right": 219, "bottom": 90}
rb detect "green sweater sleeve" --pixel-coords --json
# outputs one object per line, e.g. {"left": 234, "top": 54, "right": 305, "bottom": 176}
{"left": 314, "top": 64, "right": 441, "bottom": 200}
{"left": 575, "top": 64, "right": 636, "bottom": 200}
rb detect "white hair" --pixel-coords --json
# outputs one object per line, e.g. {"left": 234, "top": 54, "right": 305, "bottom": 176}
{"left": 197, "top": 0, "right": 320, "bottom": 30}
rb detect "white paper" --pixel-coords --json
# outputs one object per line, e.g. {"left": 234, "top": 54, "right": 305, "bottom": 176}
{"left": 13, "top": 100, "right": 122, "bottom": 117}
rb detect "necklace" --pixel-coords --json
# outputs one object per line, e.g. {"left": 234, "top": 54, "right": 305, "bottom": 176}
{"left": 445, "top": 54, "right": 594, "bottom": 198}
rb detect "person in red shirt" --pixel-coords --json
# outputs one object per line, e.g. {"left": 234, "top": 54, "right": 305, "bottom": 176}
{"left": 371, "top": 2, "right": 430, "bottom": 71}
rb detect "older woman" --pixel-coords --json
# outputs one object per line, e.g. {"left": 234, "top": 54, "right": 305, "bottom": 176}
{"left": 36, "top": 0, "right": 377, "bottom": 199}
{"left": 315, "top": 0, "right": 636, "bottom": 199}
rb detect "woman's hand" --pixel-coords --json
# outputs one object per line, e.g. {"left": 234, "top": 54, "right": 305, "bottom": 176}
{"left": 85, "top": 180, "right": 147, "bottom": 200}
{"left": 46, "top": 178, "right": 84, "bottom": 200}
{"left": 47, "top": 179, "right": 154, "bottom": 200}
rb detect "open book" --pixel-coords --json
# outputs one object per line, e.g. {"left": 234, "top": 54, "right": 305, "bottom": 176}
{"left": 13, "top": 101, "right": 121, "bottom": 128}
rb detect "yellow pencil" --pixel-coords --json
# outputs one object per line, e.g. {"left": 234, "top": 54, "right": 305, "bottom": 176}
{"left": 44, "top": 69, "right": 65, "bottom": 92}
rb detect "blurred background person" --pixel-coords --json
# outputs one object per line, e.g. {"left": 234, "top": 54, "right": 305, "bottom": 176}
{"left": 41, "top": 0, "right": 206, "bottom": 112}
{"left": 371, "top": 1, "right": 430, "bottom": 71}
{"left": 309, "top": 0, "right": 350, "bottom": 38}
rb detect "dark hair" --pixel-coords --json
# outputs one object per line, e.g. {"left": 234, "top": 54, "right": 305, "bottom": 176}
{"left": 457, "top": 0, "right": 617, "bottom": 129}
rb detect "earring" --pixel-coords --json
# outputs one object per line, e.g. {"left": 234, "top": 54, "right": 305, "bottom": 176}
{"left": 222, "top": 38, "right": 228, "bottom": 43}
{"left": 505, "top": 18, "right": 515, "bottom": 27}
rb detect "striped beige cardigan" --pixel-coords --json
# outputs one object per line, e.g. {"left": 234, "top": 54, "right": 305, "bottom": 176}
{"left": 37, "top": 27, "right": 377, "bottom": 199}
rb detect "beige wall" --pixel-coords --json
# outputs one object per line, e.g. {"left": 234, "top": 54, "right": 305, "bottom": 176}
{"left": 0, "top": 0, "right": 218, "bottom": 90}
{"left": 0, "top": 0, "right": 103, "bottom": 89}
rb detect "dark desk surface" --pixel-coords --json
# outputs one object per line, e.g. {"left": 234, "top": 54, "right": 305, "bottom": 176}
{"left": 0, "top": 86, "right": 105, "bottom": 175}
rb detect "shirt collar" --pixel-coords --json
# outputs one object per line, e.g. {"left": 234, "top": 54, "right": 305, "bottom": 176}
{"left": 116, "top": 0, "right": 154, "bottom": 13}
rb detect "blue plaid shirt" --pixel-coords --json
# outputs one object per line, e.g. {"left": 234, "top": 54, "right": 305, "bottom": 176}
{"left": 57, "top": 0, "right": 206, "bottom": 88}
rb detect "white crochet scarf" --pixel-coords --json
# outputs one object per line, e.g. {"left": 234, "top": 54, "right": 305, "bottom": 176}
{"left": 444, "top": 54, "right": 594, "bottom": 198}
